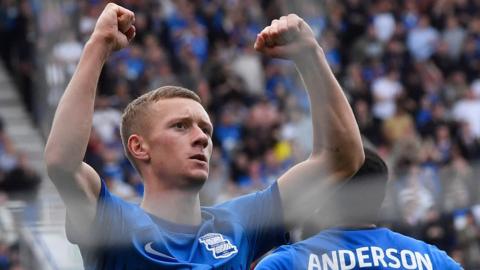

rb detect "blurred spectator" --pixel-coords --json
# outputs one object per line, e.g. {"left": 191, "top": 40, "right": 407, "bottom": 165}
{"left": 352, "top": 24, "right": 384, "bottom": 63}
{"left": 444, "top": 70, "right": 470, "bottom": 107}
{"left": 407, "top": 15, "right": 439, "bottom": 61}
{"left": 457, "top": 121, "right": 480, "bottom": 161}
{"left": 382, "top": 101, "right": 416, "bottom": 146}
{"left": 401, "top": 0, "right": 419, "bottom": 31}
{"left": 456, "top": 210, "right": 480, "bottom": 269}
{"left": 343, "top": 63, "right": 371, "bottom": 103}
{"left": 0, "top": 119, "right": 17, "bottom": 175}
{"left": 343, "top": 0, "right": 368, "bottom": 45}
{"left": 0, "top": 0, "right": 36, "bottom": 115}
{"left": 472, "top": 78, "right": 480, "bottom": 99}
{"left": 280, "top": 107, "right": 312, "bottom": 161}
{"left": 371, "top": 68, "right": 403, "bottom": 120}
{"left": 214, "top": 104, "right": 243, "bottom": 159}
{"left": 0, "top": 117, "right": 40, "bottom": 196}
{"left": 453, "top": 88, "right": 480, "bottom": 138}
{"left": 354, "top": 99, "right": 383, "bottom": 146}
{"left": 92, "top": 96, "right": 122, "bottom": 145}
{"left": 52, "top": 33, "right": 83, "bottom": 77}
{"left": 396, "top": 164, "right": 435, "bottom": 226}
{"left": 441, "top": 145, "right": 472, "bottom": 212}
{"left": 372, "top": 0, "right": 396, "bottom": 43}
{"left": 441, "top": 15, "right": 466, "bottom": 61}
{"left": 458, "top": 35, "right": 480, "bottom": 80}
{"left": 0, "top": 240, "right": 10, "bottom": 270}
{"left": 231, "top": 49, "right": 265, "bottom": 95}
{"left": 434, "top": 124, "right": 453, "bottom": 164}
{"left": 420, "top": 208, "right": 455, "bottom": 254}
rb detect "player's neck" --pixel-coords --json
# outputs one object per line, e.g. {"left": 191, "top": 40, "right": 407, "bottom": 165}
{"left": 331, "top": 223, "right": 377, "bottom": 230}
{"left": 141, "top": 185, "right": 202, "bottom": 226}
{"left": 323, "top": 213, "right": 376, "bottom": 230}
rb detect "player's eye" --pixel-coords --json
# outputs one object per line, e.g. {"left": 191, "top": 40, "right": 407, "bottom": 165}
{"left": 202, "top": 127, "right": 212, "bottom": 136}
{"left": 174, "top": 122, "right": 187, "bottom": 130}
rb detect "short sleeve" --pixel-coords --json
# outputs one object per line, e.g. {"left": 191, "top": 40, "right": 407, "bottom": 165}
{"left": 215, "top": 182, "right": 289, "bottom": 260}
{"left": 66, "top": 179, "right": 127, "bottom": 247}
{"left": 255, "top": 248, "right": 294, "bottom": 270}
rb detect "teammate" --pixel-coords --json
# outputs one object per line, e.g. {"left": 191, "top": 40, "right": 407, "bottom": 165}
{"left": 44, "top": 3, "right": 364, "bottom": 269}
{"left": 255, "top": 148, "right": 463, "bottom": 269}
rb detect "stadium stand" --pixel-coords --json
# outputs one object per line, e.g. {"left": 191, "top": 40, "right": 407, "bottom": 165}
{"left": 0, "top": 57, "right": 81, "bottom": 269}
{"left": 2, "top": 0, "right": 480, "bottom": 268}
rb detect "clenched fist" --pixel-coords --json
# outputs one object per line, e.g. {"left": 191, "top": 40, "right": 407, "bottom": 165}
{"left": 254, "top": 14, "right": 320, "bottom": 61}
{"left": 90, "top": 3, "right": 136, "bottom": 54}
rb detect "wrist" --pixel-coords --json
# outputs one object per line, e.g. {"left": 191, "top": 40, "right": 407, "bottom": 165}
{"left": 85, "top": 36, "right": 113, "bottom": 63}
{"left": 293, "top": 45, "right": 325, "bottom": 69}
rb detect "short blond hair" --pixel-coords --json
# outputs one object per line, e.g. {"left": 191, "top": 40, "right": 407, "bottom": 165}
{"left": 120, "top": 86, "right": 201, "bottom": 170}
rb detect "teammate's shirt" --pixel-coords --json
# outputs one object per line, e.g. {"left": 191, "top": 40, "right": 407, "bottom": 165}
{"left": 66, "top": 180, "right": 288, "bottom": 270}
{"left": 256, "top": 227, "right": 462, "bottom": 270}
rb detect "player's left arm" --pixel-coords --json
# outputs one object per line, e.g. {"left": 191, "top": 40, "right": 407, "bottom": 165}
{"left": 255, "top": 14, "right": 364, "bottom": 229}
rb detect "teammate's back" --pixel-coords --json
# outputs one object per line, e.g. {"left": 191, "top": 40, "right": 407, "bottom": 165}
{"left": 256, "top": 149, "right": 462, "bottom": 270}
{"left": 257, "top": 227, "right": 461, "bottom": 269}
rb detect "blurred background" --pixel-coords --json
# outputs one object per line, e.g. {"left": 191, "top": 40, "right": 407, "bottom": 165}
{"left": 1, "top": 0, "right": 480, "bottom": 269}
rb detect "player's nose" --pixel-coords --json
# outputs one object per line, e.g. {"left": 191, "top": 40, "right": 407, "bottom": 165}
{"left": 192, "top": 125, "right": 209, "bottom": 149}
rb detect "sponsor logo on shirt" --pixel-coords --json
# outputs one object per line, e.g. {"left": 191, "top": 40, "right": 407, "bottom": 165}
{"left": 199, "top": 233, "right": 238, "bottom": 259}
{"left": 144, "top": 242, "right": 177, "bottom": 260}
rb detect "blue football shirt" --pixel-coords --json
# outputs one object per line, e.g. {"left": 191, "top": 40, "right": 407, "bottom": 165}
{"left": 66, "top": 180, "right": 288, "bottom": 269}
{"left": 256, "top": 227, "right": 462, "bottom": 270}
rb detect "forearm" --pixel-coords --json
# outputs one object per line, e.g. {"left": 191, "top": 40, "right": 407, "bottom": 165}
{"left": 295, "top": 46, "right": 363, "bottom": 171}
{"left": 45, "top": 39, "right": 109, "bottom": 173}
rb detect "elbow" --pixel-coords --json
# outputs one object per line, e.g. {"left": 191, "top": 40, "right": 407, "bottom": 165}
{"left": 44, "top": 144, "right": 59, "bottom": 170}
{"left": 345, "top": 146, "right": 365, "bottom": 176}
{"left": 330, "top": 153, "right": 364, "bottom": 181}
{"left": 44, "top": 153, "right": 63, "bottom": 178}
{"left": 44, "top": 148, "right": 75, "bottom": 178}
{"left": 336, "top": 134, "right": 365, "bottom": 177}
{"left": 338, "top": 137, "right": 365, "bottom": 177}
{"left": 310, "top": 142, "right": 365, "bottom": 178}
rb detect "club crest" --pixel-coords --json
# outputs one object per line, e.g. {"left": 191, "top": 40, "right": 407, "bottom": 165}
{"left": 199, "top": 233, "right": 238, "bottom": 259}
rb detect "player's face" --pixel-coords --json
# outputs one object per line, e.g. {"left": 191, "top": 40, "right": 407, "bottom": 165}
{"left": 145, "top": 98, "right": 213, "bottom": 186}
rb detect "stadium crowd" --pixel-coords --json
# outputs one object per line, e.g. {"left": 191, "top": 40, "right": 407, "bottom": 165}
{"left": 3, "top": 0, "right": 480, "bottom": 268}
{"left": 0, "top": 119, "right": 27, "bottom": 270}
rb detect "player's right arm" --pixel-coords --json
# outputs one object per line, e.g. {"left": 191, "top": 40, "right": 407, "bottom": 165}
{"left": 254, "top": 15, "right": 364, "bottom": 229}
{"left": 44, "top": 3, "right": 135, "bottom": 229}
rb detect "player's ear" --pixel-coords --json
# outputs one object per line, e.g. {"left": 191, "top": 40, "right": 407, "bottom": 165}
{"left": 128, "top": 134, "right": 150, "bottom": 162}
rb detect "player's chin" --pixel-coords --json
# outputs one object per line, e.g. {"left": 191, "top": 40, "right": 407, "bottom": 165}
{"left": 187, "top": 161, "right": 209, "bottom": 180}
{"left": 187, "top": 169, "right": 209, "bottom": 183}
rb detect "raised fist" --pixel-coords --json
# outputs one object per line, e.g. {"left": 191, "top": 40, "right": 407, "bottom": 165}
{"left": 254, "top": 14, "right": 319, "bottom": 61}
{"left": 90, "top": 3, "right": 136, "bottom": 53}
